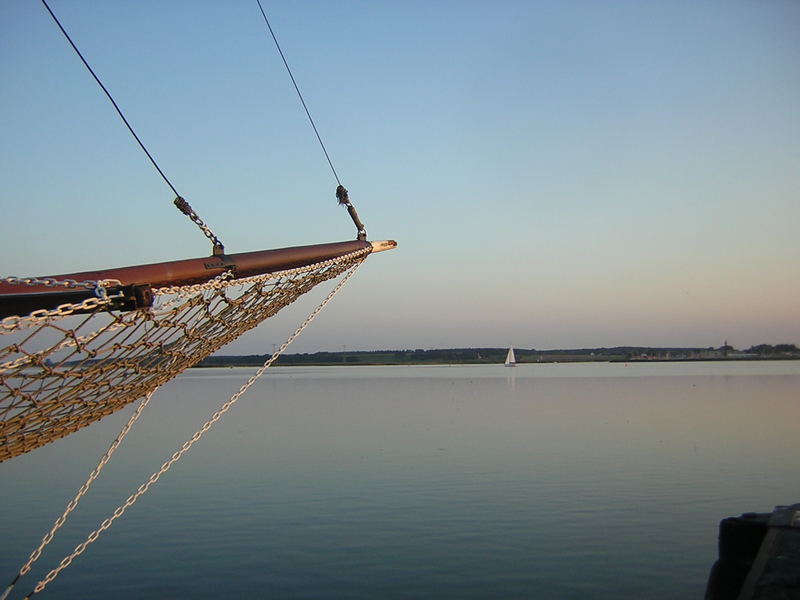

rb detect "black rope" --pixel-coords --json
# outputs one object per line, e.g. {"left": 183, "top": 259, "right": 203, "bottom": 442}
{"left": 40, "top": 0, "right": 180, "bottom": 197}
{"left": 40, "top": 0, "right": 227, "bottom": 253}
{"left": 255, "top": 0, "right": 342, "bottom": 187}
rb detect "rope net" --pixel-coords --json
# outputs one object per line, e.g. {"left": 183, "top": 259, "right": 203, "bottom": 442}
{"left": 0, "top": 247, "right": 370, "bottom": 462}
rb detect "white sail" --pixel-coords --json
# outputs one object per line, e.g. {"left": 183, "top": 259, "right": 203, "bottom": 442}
{"left": 504, "top": 346, "right": 516, "bottom": 367}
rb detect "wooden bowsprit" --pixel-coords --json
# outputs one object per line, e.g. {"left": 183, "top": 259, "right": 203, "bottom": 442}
{"left": 0, "top": 239, "right": 396, "bottom": 462}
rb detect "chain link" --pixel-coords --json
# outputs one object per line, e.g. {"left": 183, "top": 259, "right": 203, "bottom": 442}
{"left": 1, "top": 318, "right": 134, "bottom": 373}
{"left": 155, "top": 268, "right": 235, "bottom": 311}
{"left": 1, "top": 277, "right": 121, "bottom": 293}
{"left": 1, "top": 277, "right": 126, "bottom": 332}
{"left": 16, "top": 391, "right": 156, "bottom": 581}
{"left": 153, "top": 247, "right": 370, "bottom": 296}
{"left": 2, "top": 296, "right": 117, "bottom": 333}
{"left": 2, "top": 251, "right": 369, "bottom": 331}
{"left": 2, "top": 244, "right": 379, "bottom": 595}
{"left": 25, "top": 257, "right": 366, "bottom": 597}
{"left": 173, "top": 196, "right": 225, "bottom": 254}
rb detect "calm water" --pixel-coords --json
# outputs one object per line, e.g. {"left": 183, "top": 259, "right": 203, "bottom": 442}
{"left": 2, "top": 361, "right": 798, "bottom": 599}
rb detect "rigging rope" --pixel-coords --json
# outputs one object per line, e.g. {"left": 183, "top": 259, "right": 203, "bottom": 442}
{"left": 256, "top": 0, "right": 342, "bottom": 187}
{"left": 39, "top": 0, "right": 225, "bottom": 253}
{"left": 254, "top": 1, "right": 368, "bottom": 239}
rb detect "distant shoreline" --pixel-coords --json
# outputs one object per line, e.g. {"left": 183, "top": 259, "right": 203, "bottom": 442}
{"left": 193, "top": 358, "right": 800, "bottom": 368}
{"left": 196, "top": 346, "right": 800, "bottom": 368}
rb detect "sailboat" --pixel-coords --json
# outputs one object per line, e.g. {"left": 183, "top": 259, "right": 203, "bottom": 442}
{"left": 504, "top": 346, "right": 517, "bottom": 367}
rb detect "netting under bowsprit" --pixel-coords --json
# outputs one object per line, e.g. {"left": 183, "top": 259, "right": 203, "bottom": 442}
{"left": 0, "top": 247, "right": 373, "bottom": 462}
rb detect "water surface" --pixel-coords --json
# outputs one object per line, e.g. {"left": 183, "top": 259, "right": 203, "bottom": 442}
{"left": 2, "top": 361, "right": 798, "bottom": 598}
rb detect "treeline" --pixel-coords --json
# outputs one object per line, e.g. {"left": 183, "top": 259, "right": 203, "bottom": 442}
{"left": 746, "top": 344, "right": 798, "bottom": 355}
{"left": 196, "top": 344, "right": 799, "bottom": 367}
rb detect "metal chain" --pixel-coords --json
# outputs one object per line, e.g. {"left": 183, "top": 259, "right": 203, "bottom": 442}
{"left": 24, "top": 257, "right": 366, "bottom": 598}
{"left": 1, "top": 277, "right": 121, "bottom": 294}
{"left": 2, "top": 249, "right": 369, "bottom": 384}
{"left": 1, "top": 278, "right": 125, "bottom": 332}
{"left": 1, "top": 248, "right": 365, "bottom": 332}
{"left": 155, "top": 268, "right": 235, "bottom": 311}
{"left": 153, "top": 247, "right": 370, "bottom": 296}
{"left": 1, "top": 294, "right": 123, "bottom": 333}
{"left": 0, "top": 318, "right": 134, "bottom": 373}
{"left": 173, "top": 197, "right": 225, "bottom": 255}
{"left": 2, "top": 390, "right": 157, "bottom": 600}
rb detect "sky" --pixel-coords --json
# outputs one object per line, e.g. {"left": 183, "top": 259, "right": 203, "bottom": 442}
{"left": 1, "top": 0, "right": 798, "bottom": 353}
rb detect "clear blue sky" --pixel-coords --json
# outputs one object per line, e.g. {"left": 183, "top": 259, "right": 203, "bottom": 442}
{"left": 1, "top": 1, "right": 798, "bottom": 353}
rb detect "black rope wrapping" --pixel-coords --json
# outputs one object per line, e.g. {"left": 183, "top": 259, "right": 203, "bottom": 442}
{"left": 336, "top": 186, "right": 367, "bottom": 240}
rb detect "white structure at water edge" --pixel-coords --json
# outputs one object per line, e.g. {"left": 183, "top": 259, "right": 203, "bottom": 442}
{"left": 505, "top": 346, "right": 516, "bottom": 367}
